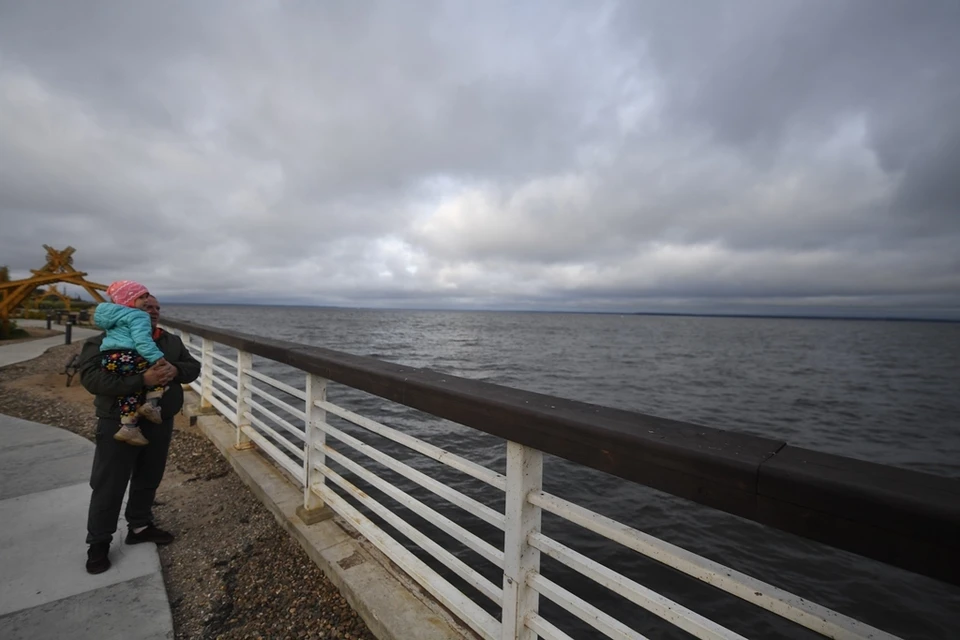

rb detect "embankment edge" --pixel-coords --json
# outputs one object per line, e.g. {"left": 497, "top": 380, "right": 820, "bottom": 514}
{"left": 182, "top": 393, "right": 475, "bottom": 640}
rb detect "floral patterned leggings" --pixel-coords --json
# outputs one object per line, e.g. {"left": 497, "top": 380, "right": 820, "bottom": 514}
{"left": 101, "top": 350, "right": 166, "bottom": 425}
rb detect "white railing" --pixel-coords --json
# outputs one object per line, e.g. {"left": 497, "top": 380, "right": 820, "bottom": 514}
{"left": 173, "top": 329, "right": 903, "bottom": 640}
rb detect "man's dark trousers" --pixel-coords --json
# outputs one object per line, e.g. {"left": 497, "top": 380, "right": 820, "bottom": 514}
{"left": 86, "top": 417, "right": 174, "bottom": 545}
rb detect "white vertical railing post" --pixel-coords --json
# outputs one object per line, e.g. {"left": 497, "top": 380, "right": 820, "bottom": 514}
{"left": 501, "top": 441, "right": 543, "bottom": 640}
{"left": 179, "top": 332, "right": 193, "bottom": 389}
{"left": 199, "top": 338, "right": 214, "bottom": 408}
{"left": 235, "top": 350, "right": 253, "bottom": 449}
{"left": 303, "top": 373, "right": 328, "bottom": 510}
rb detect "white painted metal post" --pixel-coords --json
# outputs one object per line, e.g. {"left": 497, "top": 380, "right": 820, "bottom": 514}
{"left": 501, "top": 441, "right": 543, "bottom": 640}
{"left": 180, "top": 332, "right": 193, "bottom": 389}
{"left": 235, "top": 350, "right": 253, "bottom": 449}
{"left": 200, "top": 338, "right": 214, "bottom": 408}
{"left": 304, "top": 373, "right": 328, "bottom": 509}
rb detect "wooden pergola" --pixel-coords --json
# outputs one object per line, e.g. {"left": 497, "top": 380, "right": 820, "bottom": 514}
{"left": 0, "top": 245, "right": 108, "bottom": 337}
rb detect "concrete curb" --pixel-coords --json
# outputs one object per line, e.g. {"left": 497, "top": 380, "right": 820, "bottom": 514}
{"left": 184, "top": 399, "right": 474, "bottom": 640}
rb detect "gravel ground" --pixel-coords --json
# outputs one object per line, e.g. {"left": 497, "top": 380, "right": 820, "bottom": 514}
{"left": 0, "top": 340, "right": 376, "bottom": 640}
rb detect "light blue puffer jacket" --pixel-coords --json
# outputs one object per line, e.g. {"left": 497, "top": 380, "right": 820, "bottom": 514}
{"left": 93, "top": 302, "right": 165, "bottom": 363}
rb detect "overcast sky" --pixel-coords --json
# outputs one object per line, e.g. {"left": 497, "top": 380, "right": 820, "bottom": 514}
{"left": 1, "top": 1, "right": 958, "bottom": 318}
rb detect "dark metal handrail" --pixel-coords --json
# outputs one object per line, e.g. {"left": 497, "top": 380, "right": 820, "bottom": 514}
{"left": 161, "top": 317, "right": 960, "bottom": 587}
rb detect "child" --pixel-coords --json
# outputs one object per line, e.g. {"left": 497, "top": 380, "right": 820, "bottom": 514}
{"left": 94, "top": 280, "right": 168, "bottom": 446}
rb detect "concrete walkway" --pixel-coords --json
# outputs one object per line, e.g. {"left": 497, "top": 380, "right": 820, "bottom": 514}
{"left": 2, "top": 319, "right": 102, "bottom": 367}
{"left": 0, "top": 330, "right": 174, "bottom": 638}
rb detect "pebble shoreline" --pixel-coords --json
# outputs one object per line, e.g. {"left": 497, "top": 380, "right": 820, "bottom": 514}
{"left": 0, "top": 340, "right": 376, "bottom": 640}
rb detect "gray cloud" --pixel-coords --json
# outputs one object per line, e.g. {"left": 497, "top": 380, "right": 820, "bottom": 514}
{"left": 1, "top": 0, "right": 958, "bottom": 318}
{"left": 614, "top": 1, "right": 960, "bottom": 230}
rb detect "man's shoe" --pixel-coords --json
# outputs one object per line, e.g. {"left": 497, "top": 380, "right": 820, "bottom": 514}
{"left": 86, "top": 542, "right": 111, "bottom": 574}
{"left": 125, "top": 524, "right": 174, "bottom": 546}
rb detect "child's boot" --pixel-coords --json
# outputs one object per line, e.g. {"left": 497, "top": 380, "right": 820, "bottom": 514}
{"left": 114, "top": 424, "right": 149, "bottom": 446}
{"left": 137, "top": 402, "right": 163, "bottom": 424}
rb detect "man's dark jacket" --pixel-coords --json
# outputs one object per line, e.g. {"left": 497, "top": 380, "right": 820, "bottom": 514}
{"left": 79, "top": 329, "right": 201, "bottom": 418}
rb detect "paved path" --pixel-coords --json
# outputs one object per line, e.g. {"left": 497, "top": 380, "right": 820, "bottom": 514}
{"left": 0, "top": 330, "right": 175, "bottom": 639}
{"left": 0, "top": 319, "right": 102, "bottom": 368}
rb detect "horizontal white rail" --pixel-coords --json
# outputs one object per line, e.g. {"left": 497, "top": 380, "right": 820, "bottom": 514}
{"left": 205, "top": 391, "right": 236, "bottom": 426}
{"left": 321, "top": 444, "right": 504, "bottom": 567}
{"left": 240, "top": 425, "right": 304, "bottom": 483}
{"left": 247, "top": 368, "right": 306, "bottom": 401}
{"left": 244, "top": 411, "right": 305, "bottom": 461}
{"left": 530, "top": 533, "right": 744, "bottom": 640}
{"left": 248, "top": 383, "right": 307, "bottom": 422}
{"left": 526, "top": 613, "right": 576, "bottom": 640}
{"left": 318, "top": 460, "right": 503, "bottom": 604}
{"left": 246, "top": 396, "right": 306, "bottom": 440}
{"left": 319, "top": 421, "right": 506, "bottom": 530}
{"left": 209, "top": 362, "right": 238, "bottom": 385}
{"left": 210, "top": 371, "right": 236, "bottom": 396}
{"left": 527, "top": 573, "right": 650, "bottom": 640}
{"left": 527, "top": 492, "right": 896, "bottom": 640}
{"left": 208, "top": 348, "right": 236, "bottom": 368}
{"left": 210, "top": 378, "right": 237, "bottom": 409}
{"left": 316, "top": 399, "right": 506, "bottom": 491}
{"left": 313, "top": 484, "right": 501, "bottom": 640}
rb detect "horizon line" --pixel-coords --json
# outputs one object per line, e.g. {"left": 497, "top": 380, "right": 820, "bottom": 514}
{"left": 158, "top": 301, "right": 960, "bottom": 324}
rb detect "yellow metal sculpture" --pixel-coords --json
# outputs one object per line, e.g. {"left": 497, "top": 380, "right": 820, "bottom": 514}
{"left": 0, "top": 245, "right": 108, "bottom": 337}
{"left": 29, "top": 285, "right": 73, "bottom": 311}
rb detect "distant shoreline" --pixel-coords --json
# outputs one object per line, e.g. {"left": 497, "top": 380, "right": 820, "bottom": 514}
{"left": 629, "top": 311, "right": 960, "bottom": 323}
{"left": 157, "top": 302, "right": 960, "bottom": 324}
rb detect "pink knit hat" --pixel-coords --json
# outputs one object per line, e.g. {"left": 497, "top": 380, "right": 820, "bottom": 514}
{"left": 106, "top": 280, "right": 149, "bottom": 308}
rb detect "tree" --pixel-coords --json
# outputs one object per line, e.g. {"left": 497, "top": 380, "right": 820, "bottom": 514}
{"left": 0, "top": 266, "right": 14, "bottom": 338}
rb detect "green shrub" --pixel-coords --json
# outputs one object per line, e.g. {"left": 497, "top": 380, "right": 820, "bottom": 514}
{"left": 0, "top": 319, "right": 28, "bottom": 341}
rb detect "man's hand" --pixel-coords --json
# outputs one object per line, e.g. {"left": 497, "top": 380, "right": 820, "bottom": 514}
{"left": 144, "top": 360, "right": 177, "bottom": 387}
